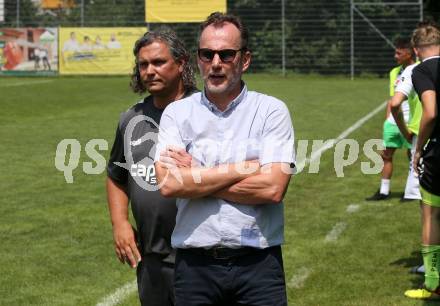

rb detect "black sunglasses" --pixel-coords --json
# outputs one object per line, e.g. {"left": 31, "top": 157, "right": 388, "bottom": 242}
{"left": 197, "top": 48, "right": 246, "bottom": 63}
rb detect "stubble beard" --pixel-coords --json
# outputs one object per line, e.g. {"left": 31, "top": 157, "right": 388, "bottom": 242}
{"left": 204, "top": 73, "right": 242, "bottom": 98}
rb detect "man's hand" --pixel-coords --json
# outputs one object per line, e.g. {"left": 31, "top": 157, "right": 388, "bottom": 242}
{"left": 413, "top": 150, "right": 422, "bottom": 175}
{"left": 404, "top": 131, "right": 413, "bottom": 143}
{"left": 112, "top": 220, "right": 141, "bottom": 268}
{"left": 390, "top": 92, "right": 412, "bottom": 142}
{"left": 159, "top": 146, "right": 193, "bottom": 169}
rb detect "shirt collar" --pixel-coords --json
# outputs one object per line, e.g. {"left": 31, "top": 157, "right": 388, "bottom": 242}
{"left": 201, "top": 82, "right": 248, "bottom": 114}
{"left": 423, "top": 55, "right": 440, "bottom": 62}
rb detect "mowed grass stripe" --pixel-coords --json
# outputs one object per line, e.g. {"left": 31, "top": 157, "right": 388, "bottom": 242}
{"left": 0, "top": 80, "right": 54, "bottom": 87}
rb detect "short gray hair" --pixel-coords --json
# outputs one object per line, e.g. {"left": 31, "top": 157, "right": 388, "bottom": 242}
{"left": 199, "top": 12, "right": 249, "bottom": 51}
{"left": 411, "top": 21, "right": 440, "bottom": 48}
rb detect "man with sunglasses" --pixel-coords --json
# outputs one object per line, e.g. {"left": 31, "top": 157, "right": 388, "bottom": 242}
{"left": 155, "top": 12, "right": 294, "bottom": 306}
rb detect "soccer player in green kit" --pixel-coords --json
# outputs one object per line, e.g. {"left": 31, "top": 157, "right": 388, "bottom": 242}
{"left": 366, "top": 38, "right": 417, "bottom": 201}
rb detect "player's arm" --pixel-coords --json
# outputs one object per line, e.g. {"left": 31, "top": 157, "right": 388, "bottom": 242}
{"left": 106, "top": 177, "right": 141, "bottom": 268}
{"left": 207, "top": 99, "right": 295, "bottom": 205}
{"left": 414, "top": 90, "right": 437, "bottom": 173}
{"left": 213, "top": 98, "right": 295, "bottom": 205}
{"left": 106, "top": 123, "right": 140, "bottom": 269}
{"left": 155, "top": 159, "right": 259, "bottom": 198}
{"left": 385, "top": 99, "right": 392, "bottom": 119}
{"left": 160, "top": 147, "right": 291, "bottom": 204}
{"left": 213, "top": 163, "right": 292, "bottom": 205}
{"left": 412, "top": 65, "right": 438, "bottom": 173}
{"left": 390, "top": 92, "right": 412, "bottom": 142}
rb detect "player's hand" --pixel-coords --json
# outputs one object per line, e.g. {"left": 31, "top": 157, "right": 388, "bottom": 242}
{"left": 112, "top": 220, "right": 141, "bottom": 268}
{"left": 413, "top": 151, "right": 422, "bottom": 175}
{"left": 404, "top": 130, "right": 413, "bottom": 143}
{"left": 160, "top": 146, "right": 193, "bottom": 168}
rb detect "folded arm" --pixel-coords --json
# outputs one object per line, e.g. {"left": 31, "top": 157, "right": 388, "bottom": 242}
{"left": 106, "top": 177, "right": 141, "bottom": 268}
{"left": 213, "top": 163, "right": 292, "bottom": 205}
{"left": 155, "top": 158, "right": 259, "bottom": 199}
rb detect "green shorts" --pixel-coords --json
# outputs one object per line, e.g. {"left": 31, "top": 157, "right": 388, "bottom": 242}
{"left": 382, "top": 121, "right": 412, "bottom": 149}
{"left": 421, "top": 186, "right": 440, "bottom": 207}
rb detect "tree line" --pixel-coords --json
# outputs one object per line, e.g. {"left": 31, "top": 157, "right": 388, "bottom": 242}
{"left": 3, "top": 0, "right": 439, "bottom": 75}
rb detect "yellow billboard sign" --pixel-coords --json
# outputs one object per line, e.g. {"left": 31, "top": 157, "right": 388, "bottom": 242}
{"left": 59, "top": 27, "right": 146, "bottom": 75}
{"left": 146, "top": 0, "right": 226, "bottom": 23}
{"left": 41, "top": 0, "right": 75, "bottom": 9}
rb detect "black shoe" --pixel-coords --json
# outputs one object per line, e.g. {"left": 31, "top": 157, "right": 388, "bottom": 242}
{"left": 365, "top": 190, "right": 389, "bottom": 201}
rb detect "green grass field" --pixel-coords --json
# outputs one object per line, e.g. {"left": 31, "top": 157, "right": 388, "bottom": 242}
{"left": 0, "top": 74, "right": 433, "bottom": 305}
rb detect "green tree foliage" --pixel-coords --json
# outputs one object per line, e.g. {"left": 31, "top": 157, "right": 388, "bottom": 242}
{"left": 4, "top": 0, "right": 145, "bottom": 27}
{"left": 425, "top": 0, "right": 440, "bottom": 21}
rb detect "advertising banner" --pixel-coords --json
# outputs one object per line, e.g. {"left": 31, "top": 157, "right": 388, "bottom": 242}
{"left": 0, "top": 28, "right": 58, "bottom": 75}
{"left": 0, "top": 0, "right": 4, "bottom": 23}
{"left": 146, "top": 0, "right": 226, "bottom": 23}
{"left": 59, "top": 27, "right": 146, "bottom": 75}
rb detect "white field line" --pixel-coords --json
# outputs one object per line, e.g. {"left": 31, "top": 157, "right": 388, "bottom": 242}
{"left": 288, "top": 267, "right": 311, "bottom": 289}
{"left": 289, "top": 101, "right": 386, "bottom": 289}
{"left": 346, "top": 204, "right": 360, "bottom": 213}
{"left": 325, "top": 222, "right": 347, "bottom": 242}
{"left": 96, "top": 279, "right": 137, "bottom": 306}
{"left": 96, "top": 101, "right": 386, "bottom": 299}
{"left": 364, "top": 201, "right": 396, "bottom": 207}
{"left": 1, "top": 80, "right": 54, "bottom": 87}
{"left": 305, "top": 100, "right": 387, "bottom": 165}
